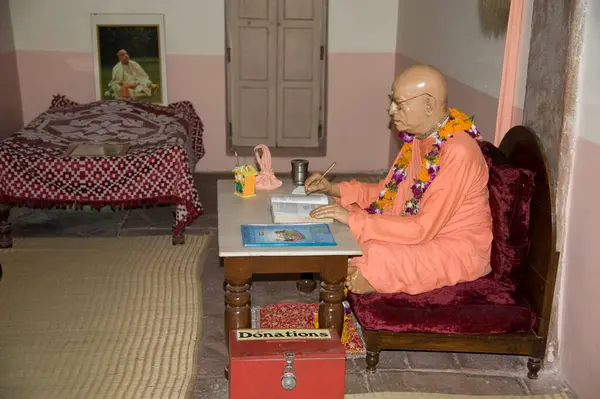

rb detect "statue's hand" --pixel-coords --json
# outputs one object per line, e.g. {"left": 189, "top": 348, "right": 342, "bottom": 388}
{"left": 310, "top": 204, "right": 349, "bottom": 225}
{"left": 305, "top": 172, "right": 332, "bottom": 195}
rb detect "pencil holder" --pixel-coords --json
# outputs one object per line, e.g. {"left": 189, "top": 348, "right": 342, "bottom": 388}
{"left": 233, "top": 165, "right": 258, "bottom": 198}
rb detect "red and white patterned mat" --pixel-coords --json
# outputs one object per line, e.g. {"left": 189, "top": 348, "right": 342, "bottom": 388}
{"left": 253, "top": 302, "right": 366, "bottom": 357}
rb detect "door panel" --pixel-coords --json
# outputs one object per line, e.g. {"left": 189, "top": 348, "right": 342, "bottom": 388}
{"left": 228, "top": 0, "right": 277, "bottom": 146}
{"left": 281, "top": 87, "right": 313, "bottom": 140}
{"left": 276, "top": 0, "right": 323, "bottom": 147}
{"left": 238, "top": 87, "right": 270, "bottom": 140}
{"left": 283, "top": 0, "right": 314, "bottom": 20}
{"left": 239, "top": 0, "right": 269, "bottom": 19}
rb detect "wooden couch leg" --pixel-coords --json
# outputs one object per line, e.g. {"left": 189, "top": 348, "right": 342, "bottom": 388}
{"left": 363, "top": 331, "right": 382, "bottom": 373}
{"left": 366, "top": 350, "right": 381, "bottom": 373}
{"left": 527, "top": 357, "right": 542, "bottom": 379}
{"left": 0, "top": 204, "right": 12, "bottom": 249}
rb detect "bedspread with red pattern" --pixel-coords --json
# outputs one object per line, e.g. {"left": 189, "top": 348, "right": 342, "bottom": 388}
{"left": 0, "top": 95, "right": 205, "bottom": 236}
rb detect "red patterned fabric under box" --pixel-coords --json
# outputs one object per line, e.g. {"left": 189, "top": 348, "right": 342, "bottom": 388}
{"left": 0, "top": 95, "right": 205, "bottom": 236}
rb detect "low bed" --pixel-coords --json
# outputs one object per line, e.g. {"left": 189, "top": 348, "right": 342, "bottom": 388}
{"left": 0, "top": 95, "right": 205, "bottom": 246}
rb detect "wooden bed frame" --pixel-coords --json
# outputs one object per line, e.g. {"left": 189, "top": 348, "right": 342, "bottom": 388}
{"left": 357, "top": 126, "right": 559, "bottom": 379}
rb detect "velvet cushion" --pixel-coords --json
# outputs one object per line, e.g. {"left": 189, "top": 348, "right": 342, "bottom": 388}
{"left": 347, "top": 275, "right": 536, "bottom": 334}
{"left": 478, "top": 141, "right": 536, "bottom": 290}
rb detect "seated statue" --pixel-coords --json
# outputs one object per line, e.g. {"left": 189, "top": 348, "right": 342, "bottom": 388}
{"left": 105, "top": 49, "right": 158, "bottom": 100}
{"left": 306, "top": 64, "right": 493, "bottom": 295}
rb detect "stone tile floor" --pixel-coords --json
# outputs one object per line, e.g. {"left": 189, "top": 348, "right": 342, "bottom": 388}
{"left": 5, "top": 173, "right": 574, "bottom": 398}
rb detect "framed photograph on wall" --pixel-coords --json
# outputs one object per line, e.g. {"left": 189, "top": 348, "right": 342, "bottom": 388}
{"left": 91, "top": 13, "right": 168, "bottom": 105}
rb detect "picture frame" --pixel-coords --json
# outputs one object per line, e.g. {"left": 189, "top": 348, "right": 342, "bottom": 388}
{"left": 91, "top": 13, "right": 168, "bottom": 105}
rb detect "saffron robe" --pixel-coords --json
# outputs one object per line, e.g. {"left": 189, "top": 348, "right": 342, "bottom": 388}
{"left": 107, "top": 60, "right": 153, "bottom": 99}
{"left": 340, "top": 131, "right": 493, "bottom": 294}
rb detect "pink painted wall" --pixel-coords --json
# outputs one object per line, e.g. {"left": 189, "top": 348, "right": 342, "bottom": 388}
{"left": 8, "top": 0, "right": 400, "bottom": 174}
{"left": 561, "top": 139, "right": 600, "bottom": 399}
{"left": 0, "top": 0, "right": 23, "bottom": 140}
{"left": 560, "top": 2, "right": 600, "bottom": 396}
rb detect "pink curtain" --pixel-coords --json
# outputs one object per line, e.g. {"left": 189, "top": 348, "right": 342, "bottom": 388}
{"left": 494, "top": 0, "right": 525, "bottom": 145}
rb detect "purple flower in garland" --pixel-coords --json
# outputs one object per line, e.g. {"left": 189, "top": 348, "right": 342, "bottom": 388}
{"left": 392, "top": 168, "right": 405, "bottom": 182}
{"left": 412, "top": 184, "right": 424, "bottom": 198}
{"left": 367, "top": 204, "right": 383, "bottom": 214}
{"left": 400, "top": 131, "right": 414, "bottom": 143}
{"left": 426, "top": 164, "right": 440, "bottom": 174}
{"left": 404, "top": 204, "right": 418, "bottom": 215}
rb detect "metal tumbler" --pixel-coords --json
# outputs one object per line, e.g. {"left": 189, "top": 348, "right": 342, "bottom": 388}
{"left": 291, "top": 159, "right": 309, "bottom": 186}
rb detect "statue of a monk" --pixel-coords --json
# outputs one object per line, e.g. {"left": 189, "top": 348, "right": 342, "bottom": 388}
{"left": 105, "top": 49, "right": 156, "bottom": 100}
{"left": 306, "top": 64, "right": 493, "bottom": 295}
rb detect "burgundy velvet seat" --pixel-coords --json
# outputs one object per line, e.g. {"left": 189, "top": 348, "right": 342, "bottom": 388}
{"left": 348, "top": 140, "right": 537, "bottom": 336}
{"left": 347, "top": 275, "right": 535, "bottom": 335}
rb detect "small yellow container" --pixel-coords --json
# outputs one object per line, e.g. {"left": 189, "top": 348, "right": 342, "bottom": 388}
{"left": 233, "top": 165, "right": 258, "bottom": 198}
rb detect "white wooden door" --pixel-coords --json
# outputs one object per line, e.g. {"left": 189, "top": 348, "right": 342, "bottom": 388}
{"left": 226, "top": 0, "right": 326, "bottom": 149}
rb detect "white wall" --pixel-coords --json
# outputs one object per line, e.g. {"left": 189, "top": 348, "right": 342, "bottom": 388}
{"left": 9, "top": 0, "right": 399, "bottom": 55}
{"left": 396, "top": 0, "right": 506, "bottom": 99}
{"left": 9, "top": 0, "right": 225, "bottom": 55}
{"left": 328, "top": 0, "right": 398, "bottom": 53}
{"left": 573, "top": 6, "right": 600, "bottom": 145}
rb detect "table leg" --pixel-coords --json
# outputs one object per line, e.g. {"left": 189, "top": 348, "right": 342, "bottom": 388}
{"left": 224, "top": 258, "right": 252, "bottom": 348}
{"left": 0, "top": 204, "right": 12, "bottom": 249}
{"left": 318, "top": 256, "right": 347, "bottom": 337}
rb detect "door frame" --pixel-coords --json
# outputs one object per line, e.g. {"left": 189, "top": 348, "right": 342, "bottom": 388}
{"left": 224, "top": 0, "right": 329, "bottom": 157}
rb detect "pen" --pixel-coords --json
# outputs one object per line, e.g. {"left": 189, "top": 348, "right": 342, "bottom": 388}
{"left": 310, "top": 161, "right": 336, "bottom": 189}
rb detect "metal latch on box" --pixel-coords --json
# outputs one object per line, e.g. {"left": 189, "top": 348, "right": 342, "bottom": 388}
{"left": 281, "top": 352, "right": 296, "bottom": 391}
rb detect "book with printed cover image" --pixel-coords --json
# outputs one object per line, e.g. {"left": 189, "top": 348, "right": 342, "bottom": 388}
{"left": 269, "top": 191, "right": 333, "bottom": 224}
{"left": 241, "top": 224, "right": 337, "bottom": 247}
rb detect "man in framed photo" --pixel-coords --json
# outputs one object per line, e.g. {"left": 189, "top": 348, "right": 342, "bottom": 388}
{"left": 104, "top": 49, "right": 158, "bottom": 100}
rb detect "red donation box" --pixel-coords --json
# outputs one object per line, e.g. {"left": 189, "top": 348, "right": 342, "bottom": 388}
{"left": 229, "top": 328, "right": 346, "bottom": 399}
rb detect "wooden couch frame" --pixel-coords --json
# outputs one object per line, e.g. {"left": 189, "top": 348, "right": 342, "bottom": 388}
{"left": 357, "top": 126, "right": 559, "bottom": 379}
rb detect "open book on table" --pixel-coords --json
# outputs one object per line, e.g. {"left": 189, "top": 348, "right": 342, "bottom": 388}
{"left": 269, "top": 191, "right": 333, "bottom": 224}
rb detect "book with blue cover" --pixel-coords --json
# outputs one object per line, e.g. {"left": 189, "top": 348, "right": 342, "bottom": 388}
{"left": 241, "top": 223, "right": 337, "bottom": 247}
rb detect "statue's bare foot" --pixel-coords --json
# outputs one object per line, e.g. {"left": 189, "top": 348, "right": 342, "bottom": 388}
{"left": 345, "top": 266, "right": 375, "bottom": 294}
{"left": 347, "top": 265, "right": 358, "bottom": 279}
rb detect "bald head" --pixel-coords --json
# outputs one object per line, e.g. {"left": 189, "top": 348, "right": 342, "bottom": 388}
{"left": 389, "top": 64, "right": 449, "bottom": 135}
{"left": 392, "top": 64, "right": 448, "bottom": 107}
{"left": 117, "top": 49, "right": 130, "bottom": 64}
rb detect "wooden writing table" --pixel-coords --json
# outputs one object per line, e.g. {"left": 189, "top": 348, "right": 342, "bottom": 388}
{"left": 217, "top": 180, "right": 362, "bottom": 346}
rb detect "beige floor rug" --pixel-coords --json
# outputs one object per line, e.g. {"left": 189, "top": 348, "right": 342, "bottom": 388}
{"left": 0, "top": 235, "right": 209, "bottom": 399}
{"left": 346, "top": 393, "right": 570, "bottom": 399}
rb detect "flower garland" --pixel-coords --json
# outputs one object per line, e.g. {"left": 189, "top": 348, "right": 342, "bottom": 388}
{"left": 366, "top": 108, "right": 482, "bottom": 215}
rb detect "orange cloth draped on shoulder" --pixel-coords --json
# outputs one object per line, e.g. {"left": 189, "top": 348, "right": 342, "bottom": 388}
{"left": 340, "top": 131, "right": 493, "bottom": 294}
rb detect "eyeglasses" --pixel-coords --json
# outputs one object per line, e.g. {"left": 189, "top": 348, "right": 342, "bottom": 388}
{"left": 388, "top": 93, "right": 431, "bottom": 114}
